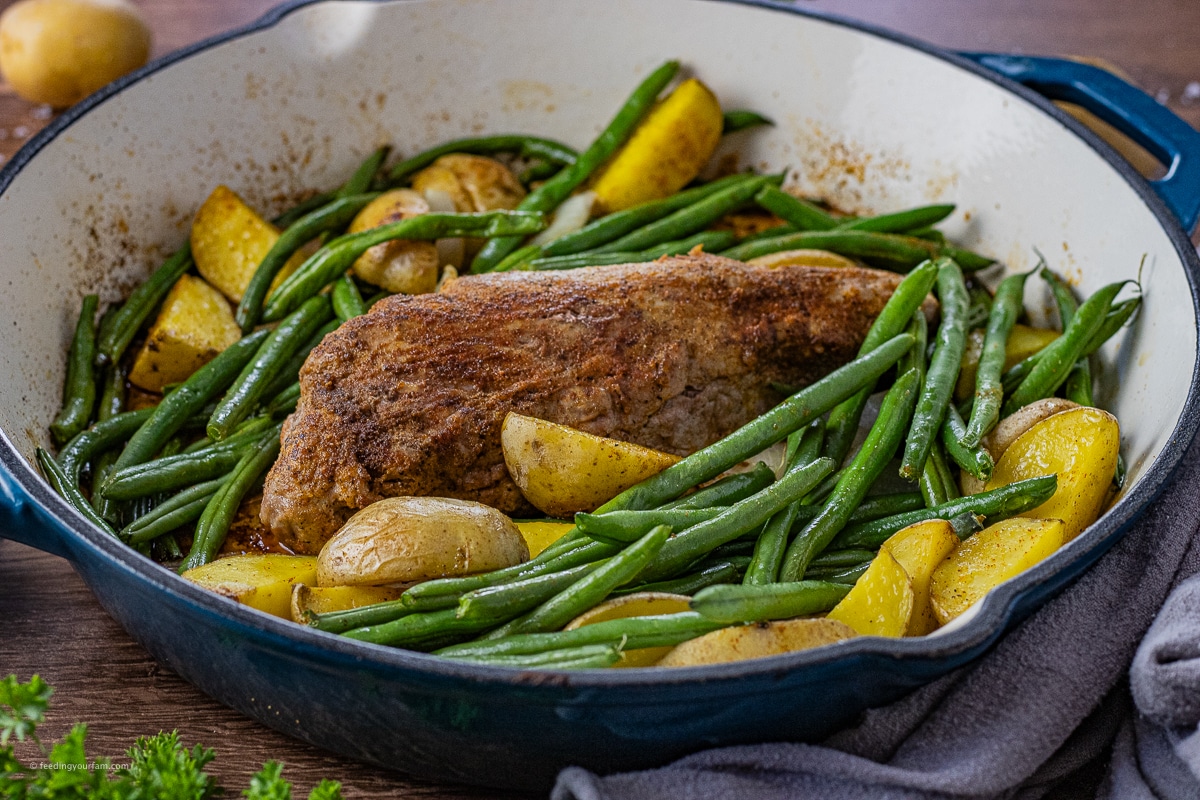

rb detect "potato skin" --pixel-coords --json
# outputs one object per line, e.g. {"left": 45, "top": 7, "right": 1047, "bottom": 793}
{"left": 349, "top": 189, "right": 440, "bottom": 294}
{"left": 317, "top": 496, "right": 528, "bottom": 587}
{"left": 658, "top": 618, "right": 857, "bottom": 667}
{"left": 0, "top": 0, "right": 151, "bottom": 108}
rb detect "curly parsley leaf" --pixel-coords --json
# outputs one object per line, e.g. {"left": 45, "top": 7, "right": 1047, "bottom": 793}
{"left": 125, "top": 730, "right": 219, "bottom": 799}
{"left": 307, "top": 779, "right": 345, "bottom": 800}
{"left": 245, "top": 760, "right": 292, "bottom": 800}
{"left": 0, "top": 673, "right": 52, "bottom": 746}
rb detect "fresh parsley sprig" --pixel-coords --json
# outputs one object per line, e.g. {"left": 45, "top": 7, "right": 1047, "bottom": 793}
{"left": 1, "top": 674, "right": 343, "bottom": 799}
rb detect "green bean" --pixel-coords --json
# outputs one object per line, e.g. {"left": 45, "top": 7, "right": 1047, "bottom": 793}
{"left": 901, "top": 258, "right": 969, "bottom": 479}
{"left": 470, "top": 61, "right": 680, "bottom": 272}
{"left": 690, "top": 581, "right": 851, "bottom": 624}
{"left": 962, "top": 270, "right": 1032, "bottom": 446}
{"left": 1114, "top": 453, "right": 1127, "bottom": 491}
{"left": 363, "top": 290, "right": 390, "bottom": 311}
{"left": 337, "top": 145, "right": 389, "bottom": 197}
{"left": 96, "top": 245, "right": 192, "bottom": 366}
{"left": 452, "top": 644, "right": 622, "bottom": 669}
{"left": 518, "top": 161, "right": 563, "bottom": 186}
{"left": 209, "top": 296, "right": 333, "bottom": 440}
{"left": 489, "top": 243, "right": 546, "bottom": 273}
{"left": 121, "top": 476, "right": 227, "bottom": 544}
{"left": 51, "top": 295, "right": 99, "bottom": 446}
{"left": 932, "top": 443, "right": 961, "bottom": 501}
{"left": 899, "top": 309, "right": 928, "bottom": 390}
{"left": 635, "top": 457, "right": 835, "bottom": 585}
{"left": 265, "top": 210, "right": 545, "bottom": 319}
{"left": 823, "top": 261, "right": 937, "bottom": 468}
{"left": 611, "top": 333, "right": 913, "bottom": 514}
{"left": 528, "top": 230, "right": 737, "bottom": 271}
{"left": 781, "top": 368, "right": 920, "bottom": 581}
{"left": 103, "top": 422, "right": 272, "bottom": 501}
{"left": 109, "top": 331, "right": 268, "bottom": 476}
{"left": 592, "top": 174, "right": 780, "bottom": 254}
{"left": 456, "top": 561, "right": 604, "bottom": 622}
{"left": 575, "top": 508, "right": 723, "bottom": 546}
{"left": 261, "top": 318, "right": 341, "bottom": 403}
{"left": 720, "top": 229, "right": 937, "bottom": 270}
{"left": 966, "top": 283, "right": 994, "bottom": 329}
{"left": 266, "top": 383, "right": 301, "bottom": 417}
{"left": 838, "top": 204, "right": 956, "bottom": 234}
{"left": 940, "top": 404, "right": 993, "bottom": 481}
{"left": 238, "top": 191, "right": 374, "bottom": 331}
{"left": 659, "top": 463, "right": 775, "bottom": 511}
{"left": 342, "top": 608, "right": 502, "bottom": 648}
{"left": 541, "top": 174, "right": 754, "bottom": 257}
{"left": 307, "top": 599, "right": 412, "bottom": 634}
{"left": 810, "top": 548, "right": 876, "bottom": 569}
{"left": 89, "top": 360, "right": 128, "bottom": 519}
{"left": 272, "top": 191, "right": 336, "bottom": 230}
{"left": 754, "top": 186, "right": 839, "bottom": 231}
{"left": 57, "top": 408, "right": 155, "bottom": 486}
{"left": 830, "top": 474, "right": 1059, "bottom": 549}
{"left": 805, "top": 562, "right": 870, "bottom": 585}
{"left": 615, "top": 560, "right": 743, "bottom": 597}
{"left": 483, "top": 525, "right": 671, "bottom": 639}
{"left": 1042, "top": 268, "right": 1091, "bottom": 405}
{"left": 722, "top": 110, "right": 773, "bottom": 134}
{"left": 743, "top": 421, "right": 826, "bottom": 586}
{"left": 906, "top": 226, "right": 946, "bottom": 244}
{"left": 919, "top": 456, "right": 948, "bottom": 508}
{"left": 435, "top": 612, "right": 724, "bottom": 659}
{"left": 37, "top": 448, "right": 119, "bottom": 537}
{"left": 179, "top": 424, "right": 283, "bottom": 571}
{"left": 332, "top": 274, "right": 367, "bottom": 322}
{"left": 387, "top": 135, "right": 578, "bottom": 186}
{"left": 1002, "top": 281, "right": 1131, "bottom": 417}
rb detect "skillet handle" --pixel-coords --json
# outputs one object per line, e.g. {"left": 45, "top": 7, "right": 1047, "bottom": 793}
{"left": 0, "top": 458, "right": 74, "bottom": 560}
{"left": 960, "top": 53, "right": 1200, "bottom": 233}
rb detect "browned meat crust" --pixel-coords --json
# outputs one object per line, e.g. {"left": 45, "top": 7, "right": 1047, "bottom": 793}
{"left": 261, "top": 254, "right": 913, "bottom": 553}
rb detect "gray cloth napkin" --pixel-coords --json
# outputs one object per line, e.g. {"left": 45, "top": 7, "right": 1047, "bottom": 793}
{"left": 553, "top": 431, "right": 1200, "bottom": 800}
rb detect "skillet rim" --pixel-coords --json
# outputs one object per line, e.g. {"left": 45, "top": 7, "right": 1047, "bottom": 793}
{"left": 0, "top": 0, "right": 1197, "bottom": 691}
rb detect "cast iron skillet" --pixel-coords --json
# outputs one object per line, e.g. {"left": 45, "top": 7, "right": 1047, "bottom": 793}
{"left": 1, "top": 0, "right": 1198, "bottom": 790}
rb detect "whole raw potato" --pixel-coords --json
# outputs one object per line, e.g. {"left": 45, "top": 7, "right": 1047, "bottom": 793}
{"left": 317, "top": 496, "right": 529, "bottom": 587}
{"left": 0, "top": 0, "right": 151, "bottom": 108}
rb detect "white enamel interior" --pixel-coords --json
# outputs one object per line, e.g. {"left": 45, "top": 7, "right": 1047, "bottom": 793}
{"left": 0, "top": 0, "right": 1193, "bottom": 521}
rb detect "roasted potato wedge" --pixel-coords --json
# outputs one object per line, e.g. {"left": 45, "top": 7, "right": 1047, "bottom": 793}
{"left": 182, "top": 554, "right": 318, "bottom": 619}
{"left": 985, "top": 406, "right": 1120, "bottom": 541}
{"left": 880, "top": 519, "right": 961, "bottom": 636}
{"left": 348, "top": 189, "right": 440, "bottom": 295}
{"left": 128, "top": 274, "right": 241, "bottom": 391}
{"left": 657, "top": 618, "right": 857, "bottom": 667}
{"left": 317, "top": 496, "right": 528, "bottom": 587}
{"left": 825, "top": 548, "right": 914, "bottom": 637}
{"left": 514, "top": 520, "right": 575, "bottom": 558}
{"left": 501, "top": 412, "right": 681, "bottom": 518}
{"left": 564, "top": 592, "right": 693, "bottom": 667}
{"left": 190, "top": 184, "right": 303, "bottom": 303}
{"left": 955, "top": 324, "right": 1060, "bottom": 401}
{"left": 590, "top": 78, "right": 723, "bottom": 212}
{"left": 289, "top": 584, "right": 404, "bottom": 623}
{"left": 929, "top": 517, "right": 1065, "bottom": 625}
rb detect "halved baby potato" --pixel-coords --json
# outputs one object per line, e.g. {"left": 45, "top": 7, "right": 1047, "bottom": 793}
{"left": 955, "top": 324, "right": 1060, "bottom": 402}
{"left": 564, "top": 592, "right": 693, "bottom": 667}
{"left": 348, "top": 189, "right": 440, "bottom": 295}
{"left": 657, "top": 618, "right": 857, "bottom": 667}
{"left": 746, "top": 249, "right": 860, "bottom": 270}
{"left": 929, "top": 517, "right": 1065, "bottom": 625}
{"left": 984, "top": 406, "right": 1120, "bottom": 541}
{"left": 501, "top": 412, "right": 681, "bottom": 518}
{"left": 182, "top": 554, "right": 318, "bottom": 619}
{"left": 879, "top": 519, "right": 961, "bottom": 636}
{"left": 317, "top": 496, "right": 528, "bottom": 587}
{"left": 825, "top": 548, "right": 914, "bottom": 638}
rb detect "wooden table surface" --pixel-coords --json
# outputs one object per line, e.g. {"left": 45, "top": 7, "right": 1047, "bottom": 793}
{"left": 2, "top": 1, "right": 1198, "bottom": 797}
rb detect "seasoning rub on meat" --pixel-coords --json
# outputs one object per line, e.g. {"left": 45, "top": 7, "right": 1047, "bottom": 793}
{"left": 261, "top": 254, "right": 917, "bottom": 553}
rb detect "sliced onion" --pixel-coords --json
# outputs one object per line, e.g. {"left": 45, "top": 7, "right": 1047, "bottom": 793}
{"left": 422, "top": 187, "right": 465, "bottom": 269}
{"left": 530, "top": 190, "right": 596, "bottom": 246}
